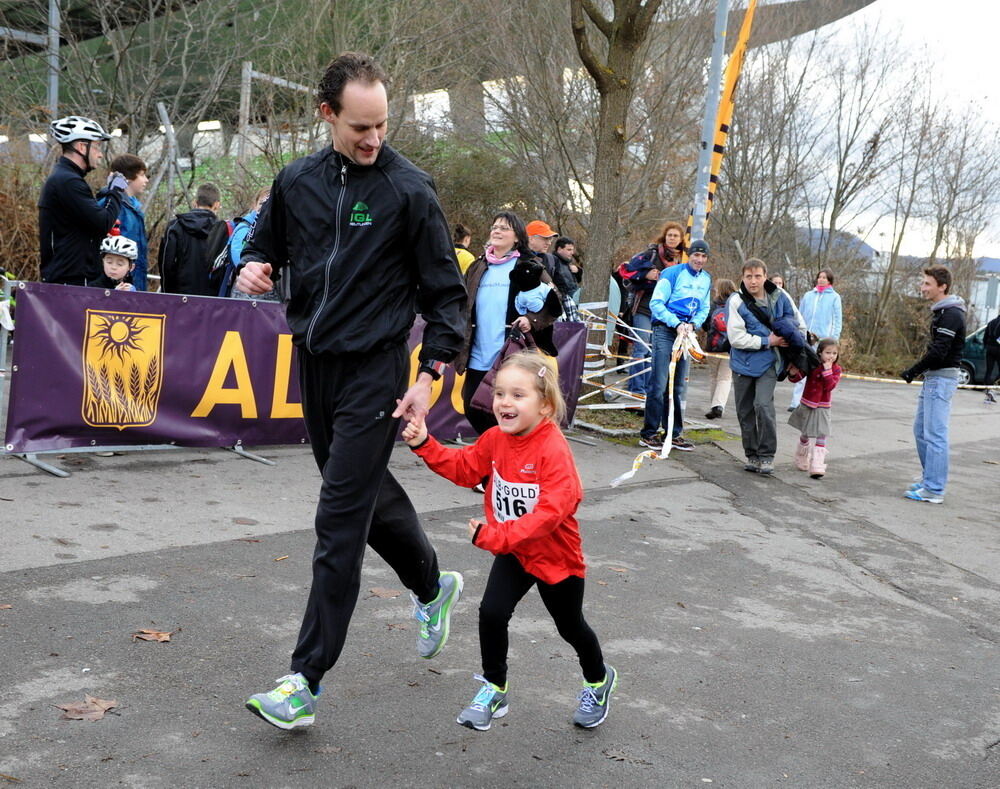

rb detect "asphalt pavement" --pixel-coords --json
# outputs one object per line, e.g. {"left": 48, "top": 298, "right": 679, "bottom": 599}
{"left": 1, "top": 367, "right": 999, "bottom": 788}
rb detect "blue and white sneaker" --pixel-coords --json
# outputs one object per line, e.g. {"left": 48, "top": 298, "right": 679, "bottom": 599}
{"left": 412, "top": 571, "right": 463, "bottom": 659}
{"left": 245, "top": 673, "right": 318, "bottom": 730}
{"left": 904, "top": 487, "right": 943, "bottom": 504}
{"left": 457, "top": 675, "right": 509, "bottom": 731}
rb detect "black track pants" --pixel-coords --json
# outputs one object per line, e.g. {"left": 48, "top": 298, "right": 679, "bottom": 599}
{"left": 289, "top": 344, "right": 440, "bottom": 685}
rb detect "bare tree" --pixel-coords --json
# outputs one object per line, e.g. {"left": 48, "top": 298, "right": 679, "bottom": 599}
{"left": 569, "top": 0, "right": 665, "bottom": 297}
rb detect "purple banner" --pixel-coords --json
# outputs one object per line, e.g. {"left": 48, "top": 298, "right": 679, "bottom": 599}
{"left": 3, "top": 283, "right": 586, "bottom": 453}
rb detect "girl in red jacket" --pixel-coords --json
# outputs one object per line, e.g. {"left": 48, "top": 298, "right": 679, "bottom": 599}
{"left": 788, "top": 338, "right": 842, "bottom": 478}
{"left": 402, "top": 350, "right": 616, "bottom": 732}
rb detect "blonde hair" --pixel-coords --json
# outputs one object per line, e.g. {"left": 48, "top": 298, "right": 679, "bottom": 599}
{"left": 498, "top": 350, "right": 566, "bottom": 424}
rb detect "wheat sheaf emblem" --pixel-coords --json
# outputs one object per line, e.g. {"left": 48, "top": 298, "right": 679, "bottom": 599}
{"left": 81, "top": 309, "right": 166, "bottom": 430}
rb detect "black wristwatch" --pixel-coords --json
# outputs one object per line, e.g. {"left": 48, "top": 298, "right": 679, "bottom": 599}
{"left": 418, "top": 360, "right": 447, "bottom": 380}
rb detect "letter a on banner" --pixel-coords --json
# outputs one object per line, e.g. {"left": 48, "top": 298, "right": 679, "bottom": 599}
{"left": 191, "top": 330, "right": 258, "bottom": 418}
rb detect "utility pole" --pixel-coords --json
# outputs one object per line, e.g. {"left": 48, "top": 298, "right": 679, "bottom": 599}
{"left": 690, "top": 0, "right": 730, "bottom": 243}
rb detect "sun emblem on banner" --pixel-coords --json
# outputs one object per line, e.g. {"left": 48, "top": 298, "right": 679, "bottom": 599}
{"left": 81, "top": 309, "right": 166, "bottom": 430}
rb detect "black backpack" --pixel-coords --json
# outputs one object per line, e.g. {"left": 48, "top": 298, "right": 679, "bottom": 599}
{"left": 205, "top": 217, "right": 243, "bottom": 296}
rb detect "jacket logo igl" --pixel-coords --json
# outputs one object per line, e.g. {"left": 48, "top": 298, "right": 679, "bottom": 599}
{"left": 349, "top": 201, "right": 373, "bottom": 227}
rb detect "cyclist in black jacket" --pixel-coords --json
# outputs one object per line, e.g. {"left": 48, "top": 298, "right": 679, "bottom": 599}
{"left": 38, "top": 116, "right": 126, "bottom": 286}
{"left": 239, "top": 53, "right": 468, "bottom": 731}
{"left": 901, "top": 265, "right": 966, "bottom": 504}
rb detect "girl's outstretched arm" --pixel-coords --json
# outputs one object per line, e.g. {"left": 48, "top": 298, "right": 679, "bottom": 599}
{"left": 411, "top": 431, "right": 492, "bottom": 488}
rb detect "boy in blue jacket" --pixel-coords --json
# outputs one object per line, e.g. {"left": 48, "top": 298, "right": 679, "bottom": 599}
{"left": 639, "top": 239, "right": 712, "bottom": 453}
{"left": 97, "top": 154, "right": 150, "bottom": 290}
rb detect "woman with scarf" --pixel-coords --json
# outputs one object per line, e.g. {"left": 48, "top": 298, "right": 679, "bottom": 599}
{"left": 454, "top": 211, "right": 559, "bottom": 436}
{"left": 623, "top": 220, "right": 686, "bottom": 395}
{"left": 789, "top": 269, "right": 843, "bottom": 410}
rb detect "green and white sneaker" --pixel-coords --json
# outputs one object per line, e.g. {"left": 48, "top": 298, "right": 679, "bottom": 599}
{"left": 245, "top": 673, "right": 318, "bottom": 730}
{"left": 457, "top": 674, "right": 509, "bottom": 731}
{"left": 573, "top": 665, "right": 618, "bottom": 728}
{"left": 412, "top": 570, "right": 463, "bottom": 659}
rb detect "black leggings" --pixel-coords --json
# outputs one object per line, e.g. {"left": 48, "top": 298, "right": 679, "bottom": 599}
{"left": 479, "top": 553, "right": 605, "bottom": 687}
{"left": 462, "top": 368, "right": 498, "bottom": 436}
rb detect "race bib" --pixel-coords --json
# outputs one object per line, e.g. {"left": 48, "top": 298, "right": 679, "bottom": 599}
{"left": 492, "top": 470, "right": 540, "bottom": 522}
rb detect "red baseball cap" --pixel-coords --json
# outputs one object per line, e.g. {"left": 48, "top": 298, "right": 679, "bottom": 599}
{"left": 525, "top": 220, "right": 557, "bottom": 238}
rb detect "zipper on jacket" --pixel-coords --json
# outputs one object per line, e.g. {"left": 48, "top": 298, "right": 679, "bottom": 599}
{"left": 305, "top": 162, "right": 349, "bottom": 353}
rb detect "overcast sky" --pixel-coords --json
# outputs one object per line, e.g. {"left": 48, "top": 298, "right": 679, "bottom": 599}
{"left": 822, "top": 0, "right": 1000, "bottom": 257}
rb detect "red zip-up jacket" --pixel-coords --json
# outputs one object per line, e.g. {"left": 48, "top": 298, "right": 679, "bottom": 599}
{"left": 794, "top": 363, "right": 842, "bottom": 408}
{"left": 412, "top": 419, "right": 586, "bottom": 584}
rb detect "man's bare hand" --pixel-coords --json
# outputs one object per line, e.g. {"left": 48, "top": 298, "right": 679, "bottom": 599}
{"left": 392, "top": 374, "right": 433, "bottom": 421}
{"left": 767, "top": 332, "right": 788, "bottom": 348}
{"left": 236, "top": 261, "right": 274, "bottom": 295}
{"left": 512, "top": 316, "right": 531, "bottom": 332}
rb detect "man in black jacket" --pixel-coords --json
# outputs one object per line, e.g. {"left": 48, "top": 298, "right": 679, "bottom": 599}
{"left": 901, "top": 266, "right": 966, "bottom": 504}
{"left": 157, "top": 183, "right": 221, "bottom": 295}
{"left": 984, "top": 312, "right": 1000, "bottom": 386}
{"left": 238, "top": 53, "right": 468, "bottom": 731}
{"left": 38, "top": 116, "right": 125, "bottom": 286}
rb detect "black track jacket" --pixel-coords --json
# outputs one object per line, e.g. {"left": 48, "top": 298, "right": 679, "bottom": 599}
{"left": 243, "top": 144, "right": 466, "bottom": 364}
{"left": 38, "top": 157, "right": 123, "bottom": 285}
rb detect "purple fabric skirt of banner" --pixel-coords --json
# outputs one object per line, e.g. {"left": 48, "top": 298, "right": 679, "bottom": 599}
{"left": 3, "top": 283, "right": 587, "bottom": 453}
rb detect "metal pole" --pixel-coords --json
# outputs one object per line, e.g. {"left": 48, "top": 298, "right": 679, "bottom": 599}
{"left": 237, "top": 61, "right": 252, "bottom": 167}
{"left": 690, "top": 0, "right": 730, "bottom": 242}
{"left": 47, "top": 0, "right": 60, "bottom": 118}
{"left": 156, "top": 102, "right": 176, "bottom": 212}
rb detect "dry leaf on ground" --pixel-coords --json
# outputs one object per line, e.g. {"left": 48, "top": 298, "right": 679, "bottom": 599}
{"left": 273, "top": 555, "right": 289, "bottom": 562}
{"left": 368, "top": 587, "right": 401, "bottom": 599}
{"left": 55, "top": 694, "right": 118, "bottom": 721}
{"left": 132, "top": 628, "right": 175, "bottom": 643}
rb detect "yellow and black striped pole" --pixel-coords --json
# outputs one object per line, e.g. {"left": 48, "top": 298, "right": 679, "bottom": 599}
{"left": 686, "top": 0, "right": 759, "bottom": 251}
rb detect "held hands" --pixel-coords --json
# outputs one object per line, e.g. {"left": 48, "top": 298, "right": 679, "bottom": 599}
{"left": 393, "top": 374, "right": 433, "bottom": 422}
{"left": 512, "top": 315, "right": 531, "bottom": 332}
{"left": 235, "top": 261, "right": 274, "bottom": 295}
{"left": 115, "top": 282, "right": 135, "bottom": 292}
{"left": 401, "top": 415, "right": 428, "bottom": 447}
{"left": 645, "top": 268, "right": 660, "bottom": 281}
{"left": 467, "top": 518, "right": 483, "bottom": 540}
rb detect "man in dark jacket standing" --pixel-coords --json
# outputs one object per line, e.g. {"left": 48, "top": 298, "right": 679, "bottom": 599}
{"left": 901, "top": 266, "right": 966, "bottom": 504}
{"left": 38, "top": 116, "right": 125, "bottom": 286}
{"left": 238, "top": 53, "right": 468, "bottom": 731}
{"left": 157, "top": 183, "right": 221, "bottom": 295}
{"left": 984, "top": 311, "right": 1000, "bottom": 386}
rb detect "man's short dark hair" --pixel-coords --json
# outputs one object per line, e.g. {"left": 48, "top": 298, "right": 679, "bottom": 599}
{"left": 923, "top": 265, "right": 952, "bottom": 293}
{"left": 109, "top": 153, "right": 146, "bottom": 181}
{"left": 554, "top": 236, "right": 575, "bottom": 252}
{"left": 195, "top": 183, "right": 221, "bottom": 208}
{"left": 742, "top": 257, "right": 767, "bottom": 275}
{"left": 317, "top": 52, "right": 388, "bottom": 114}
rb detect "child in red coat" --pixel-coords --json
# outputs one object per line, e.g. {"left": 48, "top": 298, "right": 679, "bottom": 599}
{"left": 788, "top": 338, "right": 842, "bottom": 478}
{"left": 402, "top": 350, "right": 616, "bottom": 731}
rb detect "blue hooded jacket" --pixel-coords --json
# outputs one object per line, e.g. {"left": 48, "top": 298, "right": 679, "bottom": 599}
{"left": 799, "top": 287, "right": 842, "bottom": 339}
{"left": 98, "top": 192, "right": 148, "bottom": 290}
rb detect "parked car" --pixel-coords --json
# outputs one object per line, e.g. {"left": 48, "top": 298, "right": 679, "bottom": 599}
{"left": 958, "top": 325, "right": 996, "bottom": 385}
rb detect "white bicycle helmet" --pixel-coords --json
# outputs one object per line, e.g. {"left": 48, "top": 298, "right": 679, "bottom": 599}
{"left": 100, "top": 235, "right": 139, "bottom": 261}
{"left": 49, "top": 115, "right": 112, "bottom": 144}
